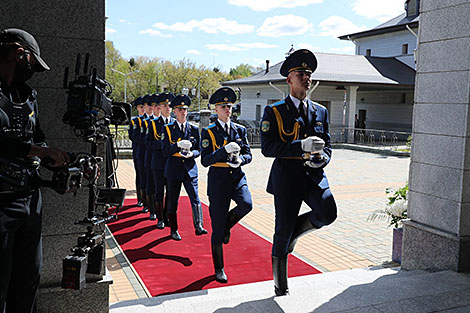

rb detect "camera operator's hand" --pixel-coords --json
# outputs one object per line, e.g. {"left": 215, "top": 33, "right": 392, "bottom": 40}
{"left": 224, "top": 142, "right": 240, "bottom": 154}
{"left": 177, "top": 140, "right": 192, "bottom": 150}
{"left": 28, "top": 145, "right": 70, "bottom": 167}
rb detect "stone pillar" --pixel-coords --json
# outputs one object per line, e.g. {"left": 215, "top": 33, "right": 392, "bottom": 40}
{"left": 402, "top": 0, "right": 470, "bottom": 272}
{"left": 345, "top": 86, "right": 358, "bottom": 143}
{"left": 0, "top": 1, "right": 111, "bottom": 312}
{"left": 199, "top": 109, "right": 211, "bottom": 130}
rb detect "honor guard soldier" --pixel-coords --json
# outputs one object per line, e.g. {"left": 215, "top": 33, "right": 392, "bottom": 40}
{"left": 137, "top": 94, "right": 153, "bottom": 212}
{"left": 0, "top": 28, "right": 69, "bottom": 313}
{"left": 162, "top": 94, "right": 207, "bottom": 240}
{"left": 201, "top": 87, "right": 253, "bottom": 283}
{"left": 260, "top": 49, "right": 337, "bottom": 296}
{"left": 129, "top": 96, "right": 145, "bottom": 206}
{"left": 144, "top": 93, "right": 160, "bottom": 220}
{"left": 149, "top": 91, "right": 175, "bottom": 228}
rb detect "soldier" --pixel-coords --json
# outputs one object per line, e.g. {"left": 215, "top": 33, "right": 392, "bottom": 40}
{"left": 260, "top": 49, "right": 337, "bottom": 296}
{"left": 0, "top": 28, "right": 69, "bottom": 313}
{"left": 162, "top": 94, "right": 207, "bottom": 240}
{"left": 137, "top": 94, "right": 153, "bottom": 213}
{"left": 129, "top": 96, "right": 145, "bottom": 207}
{"left": 149, "top": 91, "right": 175, "bottom": 228}
{"left": 144, "top": 93, "right": 160, "bottom": 220}
{"left": 200, "top": 87, "right": 253, "bottom": 283}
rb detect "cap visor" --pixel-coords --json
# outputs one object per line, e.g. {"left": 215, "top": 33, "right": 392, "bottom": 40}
{"left": 33, "top": 53, "right": 50, "bottom": 72}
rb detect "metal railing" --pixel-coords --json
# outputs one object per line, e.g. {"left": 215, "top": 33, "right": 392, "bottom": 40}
{"left": 330, "top": 127, "right": 411, "bottom": 151}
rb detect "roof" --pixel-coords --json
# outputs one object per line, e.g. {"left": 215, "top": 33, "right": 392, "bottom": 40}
{"left": 339, "top": 13, "right": 419, "bottom": 40}
{"left": 223, "top": 53, "right": 415, "bottom": 88}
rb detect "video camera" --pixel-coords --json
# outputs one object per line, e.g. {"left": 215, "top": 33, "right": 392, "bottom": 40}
{"left": 58, "top": 53, "right": 128, "bottom": 290}
{"left": 62, "top": 53, "right": 131, "bottom": 143}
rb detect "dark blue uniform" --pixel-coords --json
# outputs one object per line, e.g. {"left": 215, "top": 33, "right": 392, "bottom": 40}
{"left": 162, "top": 95, "right": 207, "bottom": 239}
{"left": 129, "top": 97, "right": 144, "bottom": 205}
{"left": 136, "top": 94, "right": 152, "bottom": 211}
{"left": 261, "top": 96, "right": 337, "bottom": 256}
{"left": 201, "top": 123, "right": 252, "bottom": 244}
{"left": 261, "top": 48, "right": 337, "bottom": 296}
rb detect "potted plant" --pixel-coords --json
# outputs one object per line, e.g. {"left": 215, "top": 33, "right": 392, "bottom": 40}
{"left": 368, "top": 183, "right": 408, "bottom": 264}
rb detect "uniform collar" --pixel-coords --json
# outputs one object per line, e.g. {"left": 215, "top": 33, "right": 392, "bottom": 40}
{"left": 289, "top": 94, "right": 307, "bottom": 111}
{"left": 217, "top": 119, "right": 230, "bottom": 131}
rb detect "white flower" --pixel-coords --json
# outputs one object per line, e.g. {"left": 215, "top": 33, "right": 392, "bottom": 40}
{"left": 390, "top": 199, "right": 407, "bottom": 217}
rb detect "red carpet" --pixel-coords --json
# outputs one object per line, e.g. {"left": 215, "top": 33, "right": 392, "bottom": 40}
{"left": 108, "top": 197, "right": 321, "bottom": 296}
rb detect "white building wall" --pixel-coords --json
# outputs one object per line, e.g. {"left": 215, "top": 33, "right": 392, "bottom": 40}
{"left": 355, "top": 29, "right": 418, "bottom": 69}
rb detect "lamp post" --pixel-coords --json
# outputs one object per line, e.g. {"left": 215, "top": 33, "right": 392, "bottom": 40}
{"left": 111, "top": 68, "right": 139, "bottom": 103}
{"left": 190, "top": 73, "right": 208, "bottom": 112}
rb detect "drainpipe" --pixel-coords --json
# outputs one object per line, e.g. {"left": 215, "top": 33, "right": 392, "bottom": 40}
{"left": 269, "top": 82, "right": 285, "bottom": 98}
{"left": 406, "top": 25, "right": 419, "bottom": 64}
{"left": 307, "top": 81, "right": 320, "bottom": 98}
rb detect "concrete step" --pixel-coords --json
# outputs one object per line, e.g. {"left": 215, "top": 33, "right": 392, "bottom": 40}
{"left": 109, "top": 267, "right": 470, "bottom": 313}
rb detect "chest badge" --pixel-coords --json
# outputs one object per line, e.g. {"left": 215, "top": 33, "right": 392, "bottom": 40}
{"left": 316, "top": 122, "right": 322, "bottom": 127}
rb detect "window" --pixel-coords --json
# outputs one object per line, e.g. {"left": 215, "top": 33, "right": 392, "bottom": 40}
{"left": 365, "top": 49, "right": 371, "bottom": 56}
{"left": 402, "top": 44, "right": 408, "bottom": 55}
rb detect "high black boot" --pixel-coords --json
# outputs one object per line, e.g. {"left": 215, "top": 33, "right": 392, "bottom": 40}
{"left": 272, "top": 255, "right": 289, "bottom": 296}
{"left": 211, "top": 244, "right": 227, "bottom": 283}
{"left": 223, "top": 209, "right": 243, "bottom": 244}
{"left": 168, "top": 213, "right": 181, "bottom": 241}
{"left": 155, "top": 201, "right": 165, "bottom": 229}
{"left": 149, "top": 194, "right": 157, "bottom": 220}
{"left": 141, "top": 190, "right": 149, "bottom": 213}
{"left": 288, "top": 213, "right": 317, "bottom": 253}
{"left": 192, "top": 204, "right": 208, "bottom": 235}
{"left": 136, "top": 187, "right": 144, "bottom": 207}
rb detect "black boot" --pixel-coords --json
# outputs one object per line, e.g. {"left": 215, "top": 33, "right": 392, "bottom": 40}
{"left": 155, "top": 201, "right": 165, "bottom": 229}
{"left": 141, "top": 190, "right": 149, "bottom": 213}
{"left": 272, "top": 255, "right": 289, "bottom": 296}
{"left": 136, "top": 187, "right": 144, "bottom": 207}
{"left": 149, "top": 194, "right": 157, "bottom": 220}
{"left": 192, "top": 204, "right": 208, "bottom": 235}
{"left": 211, "top": 244, "right": 227, "bottom": 283}
{"left": 288, "top": 213, "right": 317, "bottom": 253}
{"left": 223, "top": 209, "right": 243, "bottom": 244}
{"left": 169, "top": 213, "right": 181, "bottom": 241}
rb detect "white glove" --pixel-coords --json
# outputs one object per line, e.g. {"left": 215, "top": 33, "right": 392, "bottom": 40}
{"left": 227, "top": 157, "right": 242, "bottom": 168}
{"left": 305, "top": 153, "right": 326, "bottom": 168}
{"left": 181, "top": 151, "right": 193, "bottom": 158}
{"left": 301, "top": 136, "right": 325, "bottom": 153}
{"left": 224, "top": 142, "right": 241, "bottom": 154}
{"left": 177, "top": 140, "right": 192, "bottom": 150}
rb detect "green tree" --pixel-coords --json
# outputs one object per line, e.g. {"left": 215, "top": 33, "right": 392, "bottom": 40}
{"left": 229, "top": 63, "right": 255, "bottom": 79}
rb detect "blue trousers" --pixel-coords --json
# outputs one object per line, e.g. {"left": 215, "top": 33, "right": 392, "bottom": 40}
{"left": 272, "top": 186, "right": 337, "bottom": 256}
{"left": 167, "top": 175, "right": 200, "bottom": 214}
{"left": 208, "top": 184, "right": 252, "bottom": 244}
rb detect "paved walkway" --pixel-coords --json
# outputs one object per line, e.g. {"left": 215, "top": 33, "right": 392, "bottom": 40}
{"left": 107, "top": 148, "right": 410, "bottom": 303}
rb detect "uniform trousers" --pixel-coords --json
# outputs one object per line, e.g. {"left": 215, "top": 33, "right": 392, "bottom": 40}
{"left": 167, "top": 175, "right": 200, "bottom": 214}
{"left": 0, "top": 190, "right": 42, "bottom": 313}
{"left": 208, "top": 183, "right": 252, "bottom": 244}
{"left": 272, "top": 185, "right": 337, "bottom": 256}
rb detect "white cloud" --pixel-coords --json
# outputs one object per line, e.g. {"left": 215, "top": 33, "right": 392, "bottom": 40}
{"left": 353, "top": 0, "right": 404, "bottom": 22}
{"left": 152, "top": 18, "right": 254, "bottom": 35}
{"left": 119, "top": 19, "right": 134, "bottom": 24}
{"left": 228, "top": 0, "right": 323, "bottom": 11}
{"left": 257, "top": 14, "right": 313, "bottom": 37}
{"left": 140, "top": 29, "right": 172, "bottom": 38}
{"left": 298, "top": 42, "right": 320, "bottom": 51}
{"left": 186, "top": 49, "right": 202, "bottom": 55}
{"left": 205, "top": 42, "right": 279, "bottom": 51}
{"left": 106, "top": 27, "right": 116, "bottom": 34}
{"left": 319, "top": 16, "right": 367, "bottom": 37}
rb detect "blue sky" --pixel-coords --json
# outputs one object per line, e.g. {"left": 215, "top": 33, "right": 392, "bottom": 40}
{"left": 105, "top": 0, "right": 405, "bottom": 71}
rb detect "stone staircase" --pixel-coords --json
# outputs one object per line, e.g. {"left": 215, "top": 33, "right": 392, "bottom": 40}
{"left": 109, "top": 266, "right": 470, "bottom": 313}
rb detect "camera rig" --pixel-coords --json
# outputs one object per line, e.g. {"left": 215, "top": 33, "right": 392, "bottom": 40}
{"left": 59, "top": 53, "right": 129, "bottom": 290}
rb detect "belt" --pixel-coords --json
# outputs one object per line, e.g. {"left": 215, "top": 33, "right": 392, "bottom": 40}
{"left": 210, "top": 162, "right": 230, "bottom": 168}
{"left": 280, "top": 153, "right": 312, "bottom": 160}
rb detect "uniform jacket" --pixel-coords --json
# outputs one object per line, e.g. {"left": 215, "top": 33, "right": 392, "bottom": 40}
{"left": 200, "top": 121, "right": 252, "bottom": 196}
{"left": 162, "top": 120, "right": 200, "bottom": 180}
{"left": 260, "top": 96, "right": 332, "bottom": 195}
{"left": 149, "top": 116, "right": 174, "bottom": 170}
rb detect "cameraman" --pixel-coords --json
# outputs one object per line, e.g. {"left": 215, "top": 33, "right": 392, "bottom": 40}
{"left": 0, "top": 28, "right": 69, "bottom": 313}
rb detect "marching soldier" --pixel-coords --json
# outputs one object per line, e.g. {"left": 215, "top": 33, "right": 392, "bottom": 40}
{"left": 129, "top": 96, "right": 145, "bottom": 206}
{"left": 149, "top": 91, "right": 175, "bottom": 227}
{"left": 162, "top": 94, "right": 207, "bottom": 240}
{"left": 260, "top": 49, "right": 337, "bottom": 296}
{"left": 144, "top": 93, "right": 160, "bottom": 220}
{"left": 200, "top": 87, "right": 253, "bottom": 283}
{"left": 137, "top": 94, "right": 153, "bottom": 213}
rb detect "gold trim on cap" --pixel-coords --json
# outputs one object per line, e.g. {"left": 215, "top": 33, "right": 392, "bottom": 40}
{"left": 288, "top": 66, "right": 312, "bottom": 73}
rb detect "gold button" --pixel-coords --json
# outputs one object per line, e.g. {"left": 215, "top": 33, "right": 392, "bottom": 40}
{"left": 182, "top": 160, "right": 185, "bottom": 163}
{"left": 304, "top": 134, "right": 307, "bottom": 138}
{"left": 229, "top": 171, "right": 232, "bottom": 174}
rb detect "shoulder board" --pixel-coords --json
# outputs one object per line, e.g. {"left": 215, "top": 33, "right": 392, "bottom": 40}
{"left": 311, "top": 101, "right": 326, "bottom": 110}
{"left": 205, "top": 123, "right": 216, "bottom": 130}
{"left": 232, "top": 122, "right": 245, "bottom": 130}
{"left": 167, "top": 121, "right": 175, "bottom": 126}
{"left": 269, "top": 100, "right": 285, "bottom": 108}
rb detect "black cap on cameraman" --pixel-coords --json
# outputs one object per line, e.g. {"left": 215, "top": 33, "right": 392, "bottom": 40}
{"left": 0, "top": 28, "right": 50, "bottom": 72}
